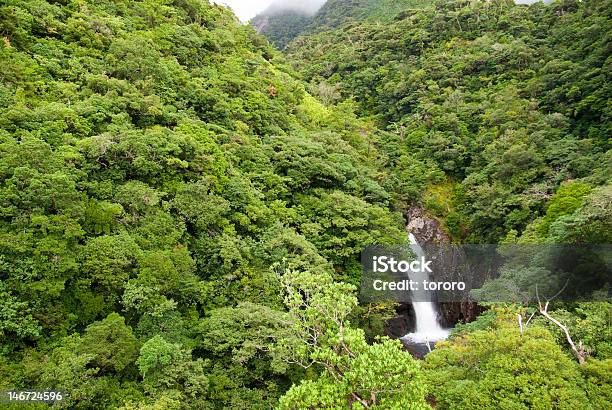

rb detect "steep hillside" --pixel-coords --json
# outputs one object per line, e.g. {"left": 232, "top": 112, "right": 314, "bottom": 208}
{"left": 310, "top": 0, "right": 430, "bottom": 29}
{"left": 287, "top": 0, "right": 611, "bottom": 243}
{"left": 0, "top": 0, "right": 407, "bottom": 407}
{"left": 253, "top": 0, "right": 429, "bottom": 48}
{"left": 1, "top": 0, "right": 610, "bottom": 409}
{"left": 251, "top": 10, "right": 312, "bottom": 49}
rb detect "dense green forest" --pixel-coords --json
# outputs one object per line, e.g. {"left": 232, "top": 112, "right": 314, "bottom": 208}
{"left": 287, "top": 0, "right": 611, "bottom": 243}
{"left": 305, "top": 0, "right": 431, "bottom": 30}
{"left": 253, "top": 0, "right": 431, "bottom": 48}
{"left": 0, "top": 0, "right": 610, "bottom": 409}
{"left": 251, "top": 10, "right": 312, "bottom": 50}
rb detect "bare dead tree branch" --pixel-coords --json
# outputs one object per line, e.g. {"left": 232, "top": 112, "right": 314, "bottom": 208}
{"left": 535, "top": 281, "right": 586, "bottom": 365}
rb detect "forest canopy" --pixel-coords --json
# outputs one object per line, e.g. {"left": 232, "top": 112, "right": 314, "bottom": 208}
{"left": 287, "top": 0, "right": 611, "bottom": 243}
{"left": 0, "top": 0, "right": 610, "bottom": 409}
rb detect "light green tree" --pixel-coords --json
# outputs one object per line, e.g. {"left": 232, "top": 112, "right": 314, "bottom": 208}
{"left": 276, "top": 270, "right": 430, "bottom": 409}
{"left": 424, "top": 321, "right": 591, "bottom": 409}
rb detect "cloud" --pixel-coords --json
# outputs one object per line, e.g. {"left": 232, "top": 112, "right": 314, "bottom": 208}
{"left": 214, "top": 1, "right": 273, "bottom": 22}
{"left": 265, "top": 0, "right": 327, "bottom": 16}
{"left": 215, "top": 0, "right": 326, "bottom": 22}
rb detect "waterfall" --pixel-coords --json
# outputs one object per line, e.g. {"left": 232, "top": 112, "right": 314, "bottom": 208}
{"left": 401, "top": 233, "right": 449, "bottom": 345}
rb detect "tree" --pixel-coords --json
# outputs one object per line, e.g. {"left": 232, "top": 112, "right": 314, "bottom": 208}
{"left": 137, "top": 335, "right": 209, "bottom": 402}
{"left": 78, "top": 313, "right": 140, "bottom": 374}
{"left": 276, "top": 270, "right": 430, "bottom": 409}
{"left": 424, "top": 322, "right": 591, "bottom": 409}
{"left": 278, "top": 327, "right": 430, "bottom": 410}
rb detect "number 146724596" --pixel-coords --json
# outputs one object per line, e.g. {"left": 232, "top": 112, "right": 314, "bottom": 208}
{"left": 2, "top": 390, "right": 64, "bottom": 403}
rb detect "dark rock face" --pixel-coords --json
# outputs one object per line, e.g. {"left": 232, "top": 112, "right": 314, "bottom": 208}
{"left": 384, "top": 302, "right": 414, "bottom": 338}
{"left": 401, "top": 340, "right": 432, "bottom": 359}
{"left": 405, "top": 207, "right": 484, "bottom": 326}
{"left": 438, "top": 301, "right": 485, "bottom": 327}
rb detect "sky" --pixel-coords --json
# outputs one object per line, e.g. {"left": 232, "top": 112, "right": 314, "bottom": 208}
{"left": 214, "top": 0, "right": 273, "bottom": 21}
{"left": 214, "top": 0, "right": 326, "bottom": 22}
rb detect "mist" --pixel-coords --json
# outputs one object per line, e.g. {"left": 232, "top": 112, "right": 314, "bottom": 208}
{"left": 264, "top": 0, "right": 327, "bottom": 16}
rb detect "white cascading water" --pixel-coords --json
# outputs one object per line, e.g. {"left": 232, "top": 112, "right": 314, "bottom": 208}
{"left": 401, "top": 233, "right": 449, "bottom": 346}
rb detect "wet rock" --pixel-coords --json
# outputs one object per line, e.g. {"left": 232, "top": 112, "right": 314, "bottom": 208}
{"left": 384, "top": 302, "right": 414, "bottom": 338}
{"left": 405, "top": 207, "right": 449, "bottom": 244}
{"left": 438, "top": 301, "right": 485, "bottom": 327}
{"left": 401, "top": 340, "right": 432, "bottom": 359}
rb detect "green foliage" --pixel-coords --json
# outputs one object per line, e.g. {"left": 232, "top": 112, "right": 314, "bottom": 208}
{"left": 136, "top": 335, "right": 209, "bottom": 406}
{"left": 276, "top": 270, "right": 430, "bottom": 409}
{"left": 0, "top": 280, "right": 41, "bottom": 353}
{"left": 449, "top": 309, "right": 497, "bottom": 338}
{"left": 287, "top": 0, "right": 611, "bottom": 243}
{"left": 1, "top": 0, "right": 609, "bottom": 408}
{"left": 309, "top": 0, "right": 431, "bottom": 30}
{"left": 278, "top": 328, "right": 430, "bottom": 410}
{"left": 581, "top": 358, "right": 612, "bottom": 410}
{"left": 532, "top": 302, "right": 612, "bottom": 360}
{"left": 29, "top": 314, "right": 141, "bottom": 409}
{"left": 425, "top": 322, "right": 592, "bottom": 409}
{"left": 537, "top": 181, "right": 592, "bottom": 236}
{"left": 253, "top": 0, "right": 431, "bottom": 48}
{"left": 547, "top": 184, "right": 612, "bottom": 243}
{"left": 79, "top": 313, "right": 140, "bottom": 374}
{"left": 0, "top": 0, "right": 407, "bottom": 407}
{"left": 197, "top": 302, "right": 292, "bottom": 408}
{"left": 251, "top": 10, "right": 312, "bottom": 49}
{"left": 510, "top": 183, "right": 612, "bottom": 244}
{"left": 295, "top": 189, "right": 406, "bottom": 283}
